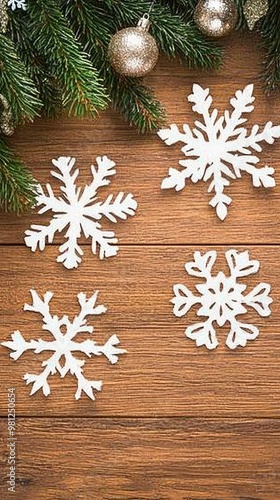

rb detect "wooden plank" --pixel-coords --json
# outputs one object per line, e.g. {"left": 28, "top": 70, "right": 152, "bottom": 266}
{"left": 0, "top": 245, "right": 279, "bottom": 417}
{"left": 0, "top": 34, "right": 280, "bottom": 245}
{"left": 0, "top": 417, "right": 279, "bottom": 499}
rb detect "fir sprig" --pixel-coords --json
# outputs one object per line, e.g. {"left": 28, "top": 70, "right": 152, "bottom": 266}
{"left": 258, "top": 0, "right": 280, "bottom": 94}
{"left": 161, "top": 0, "right": 197, "bottom": 23}
{"left": 109, "top": 73, "right": 166, "bottom": 132}
{"left": 0, "top": 138, "right": 37, "bottom": 213}
{"left": 0, "top": 34, "right": 41, "bottom": 126}
{"left": 8, "top": 9, "right": 62, "bottom": 117}
{"left": 27, "top": 0, "right": 108, "bottom": 117}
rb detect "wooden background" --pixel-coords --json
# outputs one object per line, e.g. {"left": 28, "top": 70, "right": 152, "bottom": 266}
{"left": 1, "top": 33, "right": 280, "bottom": 499}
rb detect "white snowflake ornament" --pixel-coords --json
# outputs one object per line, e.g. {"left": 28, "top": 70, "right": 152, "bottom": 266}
{"left": 1, "top": 290, "right": 126, "bottom": 400}
{"left": 24, "top": 156, "right": 137, "bottom": 269}
{"left": 172, "top": 250, "right": 272, "bottom": 350}
{"left": 8, "top": 0, "right": 27, "bottom": 10}
{"left": 158, "top": 84, "right": 280, "bottom": 220}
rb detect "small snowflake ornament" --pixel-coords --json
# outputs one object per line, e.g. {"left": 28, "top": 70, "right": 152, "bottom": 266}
{"left": 158, "top": 84, "right": 280, "bottom": 220}
{"left": 8, "top": 0, "right": 27, "bottom": 10}
{"left": 1, "top": 290, "right": 126, "bottom": 400}
{"left": 24, "top": 156, "right": 137, "bottom": 269}
{"left": 172, "top": 250, "right": 272, "bottom": 350}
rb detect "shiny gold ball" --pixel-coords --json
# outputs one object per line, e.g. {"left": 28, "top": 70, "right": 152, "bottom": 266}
{"left": 194, "top": 0, "right": 238, "bottom": 38}
{"left": 108, "top": 27, "right": 159, "bottom": 77}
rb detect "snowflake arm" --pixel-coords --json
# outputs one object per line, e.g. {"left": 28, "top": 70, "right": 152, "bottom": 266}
{"left": 24, "top": 352, "right": 61, "bottom": 397}
{"left": 24, "top": 178, "right": 72, "bottom": 252}
{"left": 51, "top": 156, "right": 81, "bottom": 203}
{"left": 185, "top": 320, "right": 218, "bottom": 350}
{"left": 25, "top": 219, "right": 65, "bottom": 252}
{"left": 57, "top": 224, "right": 84, "bottom": 269}
{"left": 221, "top": 86, "right": 280, "bottom": 147}
{"left": 228, "top": 121, "right": 280, "bottom": 154}
{"left": 243, "top": 283, "right": 272, "bottom": 316}
{"left": 225, "top": 249, "right": 259, "bottom": 278}
{"left": 79, "top": 156, "right": 116, "bottom": 205}
{"left": 2, "top": 290, "right": 59, "bottom": 356}
{"left": 185, "top": 250, "right": 217, "bottom": 278}
{"left": 24, "top": 289, "right": 67, "bottom": 341}
{"left": 80, "top": 218, "right": 118, "bottom": 260}
{"left": 226, "top": 320, "right": 259, "bottom": 350}
{"left": 225, "top": 153, "right": 276, "bottom": 188}
{"left": 64, "top": 334, "right": 126, "bottom": 400}
{"left": 157, "top": 123, "right": 195, "bottom": 147}
{"left": 172, "top": 286, "right": 219, "bottom": 350}
{"left": 72, "top": 334, "right": 126, "bottom": 364}
{"left": 188, "top": 84, "right": 225, "bottom": 142}
{"left": 68, "top": 353, "right": 103, "bottom": 401}
{"left": 68, "top": 291, "right": 107, "bottom": 339}
{"left": 88, "top": 192, "right": 137, "bottom": 223}
{"left": 161, "top": 159, "right": 208, "bottom": 192}
{"left": 207, "top": 167, "right": 233, "bottom": 220}
{"left": 77, "top": 290, "right": 107, "bottom": 318}
{"left": 80, "top": 192, "right": 137, "bottom": 261}
{"left": 171, "top": 284, "right": 200, "bottom": 317}
{"left": 7, "top": 0, "right": 27, "bottom": 10}
{"left": 1, "top": 331, "right": 54, "bottom": 360}
{"left": 2, "top": 329, "right": 60, "bottom": 397}
{"left": 219, "top": 84, "right": 255, "bottom": 144}
{"left": 36, "top": 183, "right": 66, "bottom": 215}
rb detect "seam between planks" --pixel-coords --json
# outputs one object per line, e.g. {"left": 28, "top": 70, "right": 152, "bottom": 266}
{"left": 1, "top": 242, "right": 280, "bottom": 247}
{"left": 1, "top": 415, "right": 280, "bottom": 420}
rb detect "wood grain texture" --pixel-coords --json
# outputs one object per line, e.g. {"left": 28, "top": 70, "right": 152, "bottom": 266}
{"left": 1, "top": 418, "right": 280, "bottom": 500}
{"left": 0, "top": 31, "right": 280, "bottom": 498}
{"left": 0, "top": 245, "right": 279, "bottom": 417}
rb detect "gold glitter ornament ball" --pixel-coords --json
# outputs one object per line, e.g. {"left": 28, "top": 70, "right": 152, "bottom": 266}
{"left": 194, "top": 0, "right": 238, "bottom": 38}
{"left": 108, "top": 16, "right": 159, "bottom": 77}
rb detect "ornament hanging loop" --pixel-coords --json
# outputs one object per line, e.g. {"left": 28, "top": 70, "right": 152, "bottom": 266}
{"left": 137, "top": 14, "right": 151, "bottom": 31}
{"left": 138, "top": 0, "right": 156, "bottom": 30}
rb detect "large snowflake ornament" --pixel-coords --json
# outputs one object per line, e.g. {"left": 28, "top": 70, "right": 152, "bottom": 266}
{"left": 7, "top": 0, "right": 27, "bottom": 10}
{"left": 1, "top": 290, "right": 126, "bottom": 400}
{"left": 172, "top": 250, "right": 272, "bottom": 350}
{"left": 158, "top": 84, "right": 280, "bottom": 220}
{"left": 24, "top": 156, "right": 137, "bottom": 269}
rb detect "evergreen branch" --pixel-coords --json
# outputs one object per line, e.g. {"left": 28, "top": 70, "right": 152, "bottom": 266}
{"left": 160, "top": 0, "right": 197, "bottom": 23}
{"left": 108, "top": 72, "right": 165, "bottom": 132}
{"left": 0, "top": 139, "right": 37, "bottom": 213}
{"left": 258, "top": 0, "right": 280, "bottom": 94}
{"left": 105, "top": 0, "right": 222, "bottom": 69}
{"left": 60, "top": 0, "right": 111, "bottom": 62}
{"left": 62, "top": 0, "right": 165, "bottom": 131}
{"left": 27, "top": 0, "right": 108, "bottom": 117}
{"left": 8, "top": 9, "right": 62, "bottom": 117}
{"left": 0, "top": 34, "right": 41, "bottom": 126}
